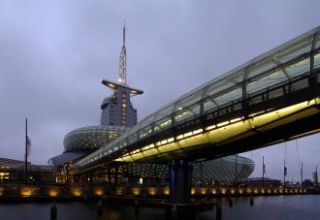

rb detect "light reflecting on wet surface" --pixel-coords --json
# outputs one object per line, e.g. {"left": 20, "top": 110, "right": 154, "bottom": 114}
{"left": 0, "top": 195, "right": 320, "bottom": 220}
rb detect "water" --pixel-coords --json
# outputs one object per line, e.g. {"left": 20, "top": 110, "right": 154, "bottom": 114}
{"left": 0, "top": 202, "right": 102, "bottom": 220}
{"left": 0, "top": 195, "right": 319, "bottom": 220}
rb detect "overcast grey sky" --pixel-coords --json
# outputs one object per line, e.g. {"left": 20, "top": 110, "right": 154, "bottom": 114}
{"left": 0, "top": 0, "right": 319, "bottom": 181}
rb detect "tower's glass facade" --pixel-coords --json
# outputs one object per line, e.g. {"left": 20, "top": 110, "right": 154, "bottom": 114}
{"left": 101, "top": 87, "right": 137, "bottom": 127}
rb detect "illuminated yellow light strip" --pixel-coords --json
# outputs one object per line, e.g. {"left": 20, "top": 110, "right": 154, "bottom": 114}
{"left": 167, "top": 137, "right": 174, "bottom": 143}
{"left": 160, "top": 139, "right": 168, "bottom": 145}
{"left": 217, "top": 121, "right": 229, "bottom": 127}
{"left": 193, "top": 128, "right": 203, "bottom": 134}
{"left": 176, "top": 134, "right": 184, "bottom": 140}
{"left": 230, "top": 117, "right": 243, "bottom": 123}
{"left": 205, "top": 125, "right": 216, "bottom": 131}
{"left": 115, "top": 98, "right": 320, "bottom": 162}
{"left": 141, "top": 143, "right": 155, "bottom": 151}
{"left": 131, "top": 149, "right": 140, "bottom": 154}
{"left": 248, "top": 110, "right": 265, "bottom": 117}
{"left": 184, "top": 132, "right": 193, "bottom": 138}
{"left": 176, "top": 129, "right": 203, "bottom": 141}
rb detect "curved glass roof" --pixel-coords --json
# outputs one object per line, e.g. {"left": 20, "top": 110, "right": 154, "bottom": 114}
{"left": 64, "top": 126, "right": 127, "bottom": 152}
{"left": 75, "top": 25, "right": 320, "bottom": 168}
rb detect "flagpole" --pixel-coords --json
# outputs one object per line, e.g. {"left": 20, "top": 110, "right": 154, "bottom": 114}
{"left": 316, "top": 165, "right": 318, "bottom": 187}
{"left": 25, "top": 118, "right": 28, "bottom": 184}
{"left": 262, "top": 156, "right": 265, "bottom": 187}
{"left": 301, "top": 162, "right": 303, "bottom": 186}
{"left": 283, "top": 159, "right": 285, "bottom": 187}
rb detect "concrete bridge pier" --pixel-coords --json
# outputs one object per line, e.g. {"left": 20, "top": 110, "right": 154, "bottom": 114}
{"left": 169, "top": 160, "right": 193, "bottom": 203}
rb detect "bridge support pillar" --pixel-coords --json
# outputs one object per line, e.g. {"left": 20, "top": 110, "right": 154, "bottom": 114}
{"left": 169, "top": 160, "right": 193, "bottom": 203}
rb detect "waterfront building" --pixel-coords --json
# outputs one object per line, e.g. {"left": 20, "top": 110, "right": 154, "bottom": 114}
{"left": 0, "top": 157, "right": 54, "bottom": 184}
{"left": 246, "top": 177, "right": 281, "bottom": 187}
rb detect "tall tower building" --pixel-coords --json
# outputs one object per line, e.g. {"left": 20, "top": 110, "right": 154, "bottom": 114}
{"left": 101, "top": 25, "right": 143, "bottom": 127}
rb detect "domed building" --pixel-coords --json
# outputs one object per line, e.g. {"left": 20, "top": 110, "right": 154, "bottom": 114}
{"left": 63, "top": 126, "right": 127, "bottom": 153}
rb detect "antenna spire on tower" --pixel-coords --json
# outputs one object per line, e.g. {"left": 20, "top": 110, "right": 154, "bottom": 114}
{"left": 123, "top": 22, "right": 126, "bottom": 46}
{"left": 102, "top": 23, "right": 143, "bottom": 95}
{"left": 119, "top": 22, "right": 127, "bottom": 85}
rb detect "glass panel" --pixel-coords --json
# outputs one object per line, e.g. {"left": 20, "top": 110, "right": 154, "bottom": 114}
{"left": 316, "top": 36, "right": 320, "bottom": 50}
{"left": 204, "top": 70, "right": 244, "bottom": 98}
{"left": 314, "top": 53, "right": 320, "bottom": 70}
{"left": 128, "top": 134, "right": 137, "bottom": 144}
{"left": 190, "top": 103, "right": 201, "bottom": 115}
{"left": 118, "top": 140, "right": 126, "bottom": 149}
{"left": 285, "top": 57, "right": 310, "bottom": 78}
{"left": 175, "top": 108, "right": 193, "bottom": 122}
{"left": 219, "top": 108, "right": 228, "bottom": 116}
{"left": 154, "top": 117, "right": 172, "bottom": 132}
{"left": 247, "top": 69, "right": 287, "bottom": 95}
{"left": 249, "top": 95, "right": 263, "bottom": 105}
{"left": 139, "top": 125, "right": 153, "bottom": 138}
{"left": 223, "top": 70, "right": 245, "bottom": 85}
{"left": 203, "top": 98, "right": 217, "bottom": 112}
{"left": 276, "top": 35, "right": 313, "bottom": 64}
{"left": 152, "top": 105, "right": 175, "bottom": 122}
{"left": 138, "top": 115, "right": 155, "bottom": 129}
{"left": 247, "top": 58, "right": 277, "bottom": 79}
{"left": 214, "top": 87, "right": 242, "bottom": 105}
{"left": 291, "top": 78, "right": 308, "bottom": 91}
{"left": 204, "top": 81, "right": 234, "bottom": 98}
{"left": 268, "top": 87, "right": 284, "bottom": 99}
{"left": 175, "top": 91, "right": 202, "bottom": 111}
{"left": 233, "top": 103, "right": 242, "bottom": 111}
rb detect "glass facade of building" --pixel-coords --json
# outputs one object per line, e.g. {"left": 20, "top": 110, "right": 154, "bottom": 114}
{"left": 101, "top": 86, "right": 138, "bottom": 127}
{"left": 128, "top": 155, "right": 254, "bottom": 185}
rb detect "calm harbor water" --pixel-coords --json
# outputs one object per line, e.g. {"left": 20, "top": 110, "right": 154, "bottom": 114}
{"left": 0, "top": 195, "right": 319, "bottom": 220}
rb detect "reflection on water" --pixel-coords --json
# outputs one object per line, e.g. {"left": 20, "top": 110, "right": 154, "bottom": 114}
{"left": 0, "top": 195, "right": 320, "bottom": 220}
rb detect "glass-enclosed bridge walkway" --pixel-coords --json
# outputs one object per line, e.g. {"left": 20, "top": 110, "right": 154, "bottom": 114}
{"left": 74, "top": 26, "right": 320, "bottom": 173}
